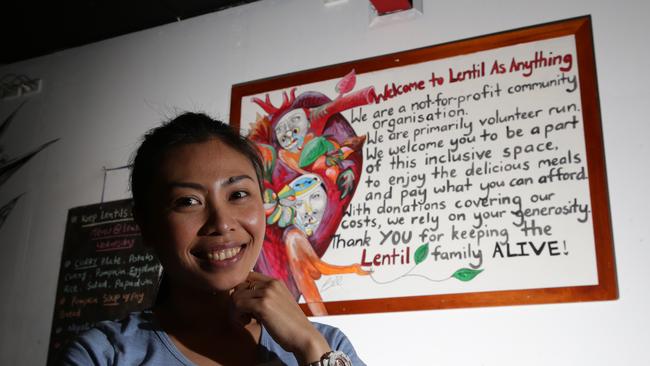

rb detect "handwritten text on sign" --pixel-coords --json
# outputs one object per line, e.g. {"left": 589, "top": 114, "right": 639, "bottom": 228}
{"left": 240, "top": 35, "right": 598, "bottom": 302}
{"left": 48, "top": 200, "right": 161, "bottom": 364}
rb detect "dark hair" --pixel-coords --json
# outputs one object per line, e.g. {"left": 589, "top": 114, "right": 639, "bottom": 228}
{"left": 130, "top": 112, "right": 264, "bottom": 223}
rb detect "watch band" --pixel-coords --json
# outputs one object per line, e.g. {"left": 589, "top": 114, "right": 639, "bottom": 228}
{"left": 306, "top": 350, "right": 353, "bottom": 366}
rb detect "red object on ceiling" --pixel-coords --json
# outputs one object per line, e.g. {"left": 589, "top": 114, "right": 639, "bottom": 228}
{"left": 369, "top": 0, "right": 413, "bottom": 15}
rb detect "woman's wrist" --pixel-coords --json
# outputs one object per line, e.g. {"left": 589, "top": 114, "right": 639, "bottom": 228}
{"left": 295, "top": 331, "right": 331, "bottom": 366}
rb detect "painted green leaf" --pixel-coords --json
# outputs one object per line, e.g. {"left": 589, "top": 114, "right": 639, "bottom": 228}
{"left": 299, "top": 137, "right": 334, "bottom": 168}
{"left": 452, "top": 268, "right": 483, "bottom": 282}
{"left": 414, "top": 243, "right": 429, "bottom": 265}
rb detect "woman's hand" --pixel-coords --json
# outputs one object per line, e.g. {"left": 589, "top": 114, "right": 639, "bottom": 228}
{"left": 231, "top": 271, "right": 331, "bottom": 365}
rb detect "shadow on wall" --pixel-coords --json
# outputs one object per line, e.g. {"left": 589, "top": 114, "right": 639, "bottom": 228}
{"left": 0, "top": 102, "right": 59, "bottom": 229}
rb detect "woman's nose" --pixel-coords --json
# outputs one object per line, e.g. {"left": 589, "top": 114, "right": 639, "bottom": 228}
{"left": 199, "top": 203, "right": 236, "bottom": 235}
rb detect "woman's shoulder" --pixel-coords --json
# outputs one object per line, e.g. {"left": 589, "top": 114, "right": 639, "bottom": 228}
{"left": 59, "top": 311, "right": 182, "bottom": 365}
{"left": 78, "top": 311, "right": 157, "bottom": 344}
{"left": 309, "top": 322, "right": 352, "bottom": 348}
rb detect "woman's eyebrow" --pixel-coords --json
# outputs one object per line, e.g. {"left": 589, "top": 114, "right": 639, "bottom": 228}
{"left": 166, "top": 175, "right": 254, "bottom": 191}
{"left": 224, "top": 175, "right": 254, "bottom": 186}
{"left": 166, "top": 182, "right": 206, "bottom": 192}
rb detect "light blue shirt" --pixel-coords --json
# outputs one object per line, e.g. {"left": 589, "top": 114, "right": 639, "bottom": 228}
{"left": 60, "top": 311, "right": 365, "bottom": 365}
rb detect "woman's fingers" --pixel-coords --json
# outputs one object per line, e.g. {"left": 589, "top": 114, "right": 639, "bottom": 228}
{"left": 229, "top": 272, "right": 331, "bottom": 365}
{"left": 231, "top": 274, "right": 287, "bottom": 324}
{"left": 230, "top": 275, "right": 270, "bottom": 324}
{"left": 245, "top": 271, "right": 276, "bottom": 284}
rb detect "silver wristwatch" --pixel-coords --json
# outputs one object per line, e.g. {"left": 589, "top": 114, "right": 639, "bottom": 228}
{"left": 306, "top": 351, "right": 352, "bottom": 366}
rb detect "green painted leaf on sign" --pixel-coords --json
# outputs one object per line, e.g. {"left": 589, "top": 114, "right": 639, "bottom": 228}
{"left": 452, "top": 268, "right": 483, "bottom": 282}
{"left": 299, "top": 137, "right": 334, "bottom": 168}
{"left": 414, "top": 243, "right": 429, "bottom": 265}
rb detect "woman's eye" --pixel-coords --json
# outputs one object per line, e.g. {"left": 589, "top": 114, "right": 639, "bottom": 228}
{"left": 230, "top": 191, "right": 249, "bottom": 200}
{"left": 174, "top": 197, "right": 200, "bottom": 207}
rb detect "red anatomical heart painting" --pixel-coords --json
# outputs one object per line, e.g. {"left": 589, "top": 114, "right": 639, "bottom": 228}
{"left": 246, "top": 71, "right": 374, "bottom": 316}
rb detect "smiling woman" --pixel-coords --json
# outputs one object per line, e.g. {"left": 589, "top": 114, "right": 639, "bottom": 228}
{"left": 147, "top": 135, "right": 267, "bottom": 294}
{"left": 59, "top": 113, "right": 364, "bottom": 366}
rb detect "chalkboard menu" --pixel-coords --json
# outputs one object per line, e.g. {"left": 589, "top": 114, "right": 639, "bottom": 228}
{"left": 47, "top": 199, "right": 161, "bottom": 364}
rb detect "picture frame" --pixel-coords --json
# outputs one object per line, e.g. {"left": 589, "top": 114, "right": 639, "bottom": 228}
{"left": 230, "top": 15, "right": 617, "bottom": 315}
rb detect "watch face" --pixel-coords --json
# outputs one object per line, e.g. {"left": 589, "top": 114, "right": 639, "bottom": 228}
{"left": 327, "top": 351, "right": 352, "bottom": 366}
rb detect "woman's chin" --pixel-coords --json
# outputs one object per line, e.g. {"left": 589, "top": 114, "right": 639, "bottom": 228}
{"left": 206, "top": 276, "right": 249, "bottom": 294}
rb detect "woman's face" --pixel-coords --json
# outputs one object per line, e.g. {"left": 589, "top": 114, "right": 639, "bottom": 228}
{"left": 146, "top": 138, "right": 265, "bottom": 294}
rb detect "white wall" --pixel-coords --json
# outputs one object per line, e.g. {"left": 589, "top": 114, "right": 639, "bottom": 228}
{"left": 1, "top": 0, "right": 648, "bottom": 364}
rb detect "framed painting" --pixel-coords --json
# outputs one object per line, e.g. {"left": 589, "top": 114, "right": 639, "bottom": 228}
{"left": 230, "top": 16, "right": 616, "bottom": 315}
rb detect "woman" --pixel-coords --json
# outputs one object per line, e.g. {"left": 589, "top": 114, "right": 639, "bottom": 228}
{"left": 61, "top": 113, "right": 364, "bottom": 365}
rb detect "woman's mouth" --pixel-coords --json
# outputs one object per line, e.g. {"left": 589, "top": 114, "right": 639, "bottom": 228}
{"left": 206, "top": 246, "right": 241, "bottom": 261}
{"left": 193, "top": 245, "right": 246, "bottom": 264}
